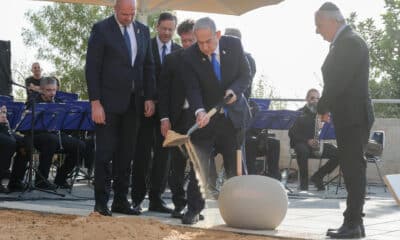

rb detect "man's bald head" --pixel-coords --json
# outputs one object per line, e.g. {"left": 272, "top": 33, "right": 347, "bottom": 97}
{"left": 114, "top": 0, "right": 136, "bottom": 26}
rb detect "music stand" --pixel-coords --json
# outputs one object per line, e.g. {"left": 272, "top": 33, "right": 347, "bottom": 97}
{"left": 2, "top": 101, "right": 25, "bottom": 129}
{"left": 16, "top": 102, "right": 66, "bottom": 197}
{"left": 63, "top": 101, "right": 93, "bottom": 191}
{"left": 250, "top": 110, "right": 301, "bottom": 192}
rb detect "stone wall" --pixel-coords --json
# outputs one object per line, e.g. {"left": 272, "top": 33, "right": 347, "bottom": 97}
{"left": 273, "top": 118, "right": 400, "bottom": 183}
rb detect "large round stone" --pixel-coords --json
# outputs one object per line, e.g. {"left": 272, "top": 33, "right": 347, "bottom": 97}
{"left": 218, "top": 175, "right": 288, "bottom": 230}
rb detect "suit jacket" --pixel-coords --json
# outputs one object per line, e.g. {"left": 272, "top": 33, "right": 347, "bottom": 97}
{"left": 151, "top": 38, "right": 181, "bottom": 81}
{"left": 85, "top": 15, "right": 155, "bottom": 114}
{"left": 288, "top": 105, "right": 315, "bottom": 148}
{"left": 244, "top": 52, "right": 256, "bottom": 99}
{"left": 182, "top": 35, "right": 251, "bottom": 129}
{"left": 317, "top": 26, "right": 374, "bottom": 130}
{"left": 158, "top": 49, "right": 187, "bottom": 126}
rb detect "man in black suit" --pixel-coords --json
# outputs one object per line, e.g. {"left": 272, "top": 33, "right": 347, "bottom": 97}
{"left": 85, "top": 0, "right": 155, "bottom": 216}
{"left": 158, "top": 19, "right": 196, "bottom": 218}
{"left": 289, "top": 88, "right": 338, "bottom": 191}
{"left": 181, "top": 17, "right": 251, "bottom": 224}
{"left": 132, "top": 12, "right": 180, "bottom": 214}
{"left": 315, "top": 2, "right": 374, "bottom": 238}
{"left": 224, "top": 28, "right": 256, "bottom": 99}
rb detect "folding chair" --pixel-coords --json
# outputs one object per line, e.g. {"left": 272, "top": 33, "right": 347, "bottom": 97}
{"left": 365, "top": 130, "right": 386, "bottom": 192}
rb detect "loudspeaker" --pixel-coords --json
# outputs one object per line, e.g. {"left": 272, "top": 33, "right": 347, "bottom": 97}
{"left": 0, "top": 40, "right": 12, "bottom": 96}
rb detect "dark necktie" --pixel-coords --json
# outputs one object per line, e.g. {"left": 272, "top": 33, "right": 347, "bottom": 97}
{"left": 124, "top": 26, "right": 132, "bottom": 62}
{"left": 211, "top": 53, "right": 221, "bottom": 82}
{"left": 161, "top": 44, "right": 167, "bottom": 64}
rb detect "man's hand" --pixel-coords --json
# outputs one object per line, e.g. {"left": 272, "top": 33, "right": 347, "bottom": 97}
{"left": 307, "top": 139, "right": 319, "bottom": 148}
{"left": 160, "top": 119, "right": 171, "bottom": 137}
{"left": 320, "top": 113, "right": 330, "bottom": 123}
{"left": 0, "top": 106, "right": 8, "bottom": 123}
{"left": 28, "top": 83, "right": 41, "bottom": 92}
{"left": 225, "top": 89, "right": 237, "bottom": 104}
{"left": 196, "top": 111, "right": 210, "bottom": 128}
{"left": 144, "top": 100, "right": 155, "bottom": 117}
{"left": 91, "top": 100, "right": 106, "bottom": 124}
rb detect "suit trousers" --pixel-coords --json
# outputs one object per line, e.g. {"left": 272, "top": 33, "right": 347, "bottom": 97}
{"left": 131, "top": 110, "right": 169, "bottom": 206}
{"left": 0, "top": 132, "right": 16, "bottom": 179}
{"left": 94, "top": 94, "right": 138, "bottom": 205}
{"left": 168, "top": 109, "right": 193, "bottom": 209}
{"left": 187, "top": 114, "right": 239, "bottom": 213}
{"left": 335, "top": 124, "right": 369, "bottom": 225}
{"left": 294, "top": 142, "right": 339, "bottom": 188}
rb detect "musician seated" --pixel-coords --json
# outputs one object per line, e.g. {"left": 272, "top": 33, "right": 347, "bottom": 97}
{"left": 16, "top": 77, "right": 85, "bottom": 190}
{"left": 0, "top": 105, "right": 15, "bottom": 193}
{"left": 288, "top": 88, "right": 339, "bottom": 191}
{"left": 246, "top": 128, "right": 281, "bottom": 180}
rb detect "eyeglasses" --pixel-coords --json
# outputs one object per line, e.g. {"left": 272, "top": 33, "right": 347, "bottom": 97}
{"left": 309, "top": 96, "right": 319, "bottom": 100}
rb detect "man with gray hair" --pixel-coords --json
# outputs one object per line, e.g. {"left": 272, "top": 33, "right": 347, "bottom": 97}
{"left": 181, "top": 17, "right": 251, "bottom": 224}
{"left": 315, "top": 2, "right": 374, "bottom": 238}
{"left": 224, "top": 28, "right": 256, "bottom": 99}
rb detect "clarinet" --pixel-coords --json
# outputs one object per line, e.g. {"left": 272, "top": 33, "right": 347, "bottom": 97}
{"left": 312, "top": 114, "right": 324, "bottom": 158}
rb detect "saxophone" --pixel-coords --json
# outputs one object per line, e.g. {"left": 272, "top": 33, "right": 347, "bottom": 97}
{"left": 312, "top": 114, "right": 324, "bottom": 158}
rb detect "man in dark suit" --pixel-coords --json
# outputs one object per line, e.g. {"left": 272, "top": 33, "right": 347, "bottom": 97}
{"left": 181, "top": 17, "right": 251, "bottom": 225}
{"left": 85, "top": 0, "right": 155, "bottom": 216}
{"left": 158, "top": 19, "right": 196, "bottom": 218}
{"left": 224, "top": 28, "right": 256, "bottom": 99}
{"left": 315, "top": 2, "right": 374, "bottom": 238}
{"left": 132, "top": 12, "right": 180, "bottom": 214}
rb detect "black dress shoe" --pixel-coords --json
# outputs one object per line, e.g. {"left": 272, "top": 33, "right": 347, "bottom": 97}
{"left": 94, "top": 204, "right": 112, "bottom": 216}
{"left": 182, "top": 211, "right": 200, "bottom": 225}
{"left": 111, "top": 201, "right": 141, "bottom": 215}
{"left": 148, "top": 202, "right": 173, "bottom": 213}
{"left": 7, "top": 180, "right": 26, "bottom": 192}
{"left": 310, "top": 175, "right": 325, "bottom": 191}
{"left": 327, "top": 224, "right": 364, "bottom": 239}
{"left": 55, "top": 180, "right": 72, "bottom": 189}
{"left": 171, "top": 206, "right": 185, "bottom": 219}
{"left": 0, "top": 184, "right": 10, "bottom": 194}
{"left": 35, "top": 180, "right": 57, "bottom": 190}
{"left": 328, "top": 223, "right": 365, "bottom": 238}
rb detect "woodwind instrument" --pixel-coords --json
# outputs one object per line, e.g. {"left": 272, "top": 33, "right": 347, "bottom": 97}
{"left": 312, "top": 114, "right": 324, "bottom": 158}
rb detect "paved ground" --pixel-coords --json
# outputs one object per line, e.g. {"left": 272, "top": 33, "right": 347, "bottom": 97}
{"left": 0, "top": 179, "right": 399, "bottom": 240}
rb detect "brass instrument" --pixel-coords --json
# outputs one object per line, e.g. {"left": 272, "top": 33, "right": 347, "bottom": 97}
{"left": 312, "top": 114, "right": 324, "bottom": 158}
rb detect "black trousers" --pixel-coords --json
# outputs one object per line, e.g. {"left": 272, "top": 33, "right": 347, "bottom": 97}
{"left": 187, "top": 114, "right": 240, "bottom": 213}
{"left": 293, "top": 142, "right": 339, "bottom": 188}
{"left": 0, "top": 132, "right": 16, "bottom": 180}
{"left": 94, "top": 95, "right": 138, "bottom": 205}
{"left": 168, "top": 109, "right": 194, "bottom": 209}
{"left": 131, "top": 111, "right": 169, "bottom": 206}
{"left": 335, "top": 125, "right": 369, "bottom": 225}
{"left": 19, "top": 132, "right": 84, "bottom": 184}
{"left": 9, "top": 134, "right": 28, "bottom": 183}
{"left": 246, "top": 135, "right": 281, "bottom": 179}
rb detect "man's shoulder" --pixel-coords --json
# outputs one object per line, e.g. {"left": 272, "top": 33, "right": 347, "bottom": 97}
{"left": 134, "top": 20, "right": 150, "bottom": 31}
{"left": 220, "top": 35, "right": 241, "bottom": 47}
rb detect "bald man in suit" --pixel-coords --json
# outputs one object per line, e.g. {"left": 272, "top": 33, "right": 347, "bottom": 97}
{"left": 85, "top": 0, "right": 155, "bottom": 216}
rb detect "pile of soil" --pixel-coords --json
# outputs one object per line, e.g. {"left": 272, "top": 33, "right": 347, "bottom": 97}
{"left": 0, "top": 210, "right": 279, "bottom": 240}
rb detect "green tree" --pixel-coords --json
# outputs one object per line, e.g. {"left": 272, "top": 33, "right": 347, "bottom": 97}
{"left": 347, "top": 0, "right": 400, "bottom": 118}
{"left": 22, "top": 3, "right": 113, "bottom": 99}
{"left": 23, "top": 5, "right": 174, "bottom": 99}
{"left": 251, "top": 74, "right": 286, "bottom": 110}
